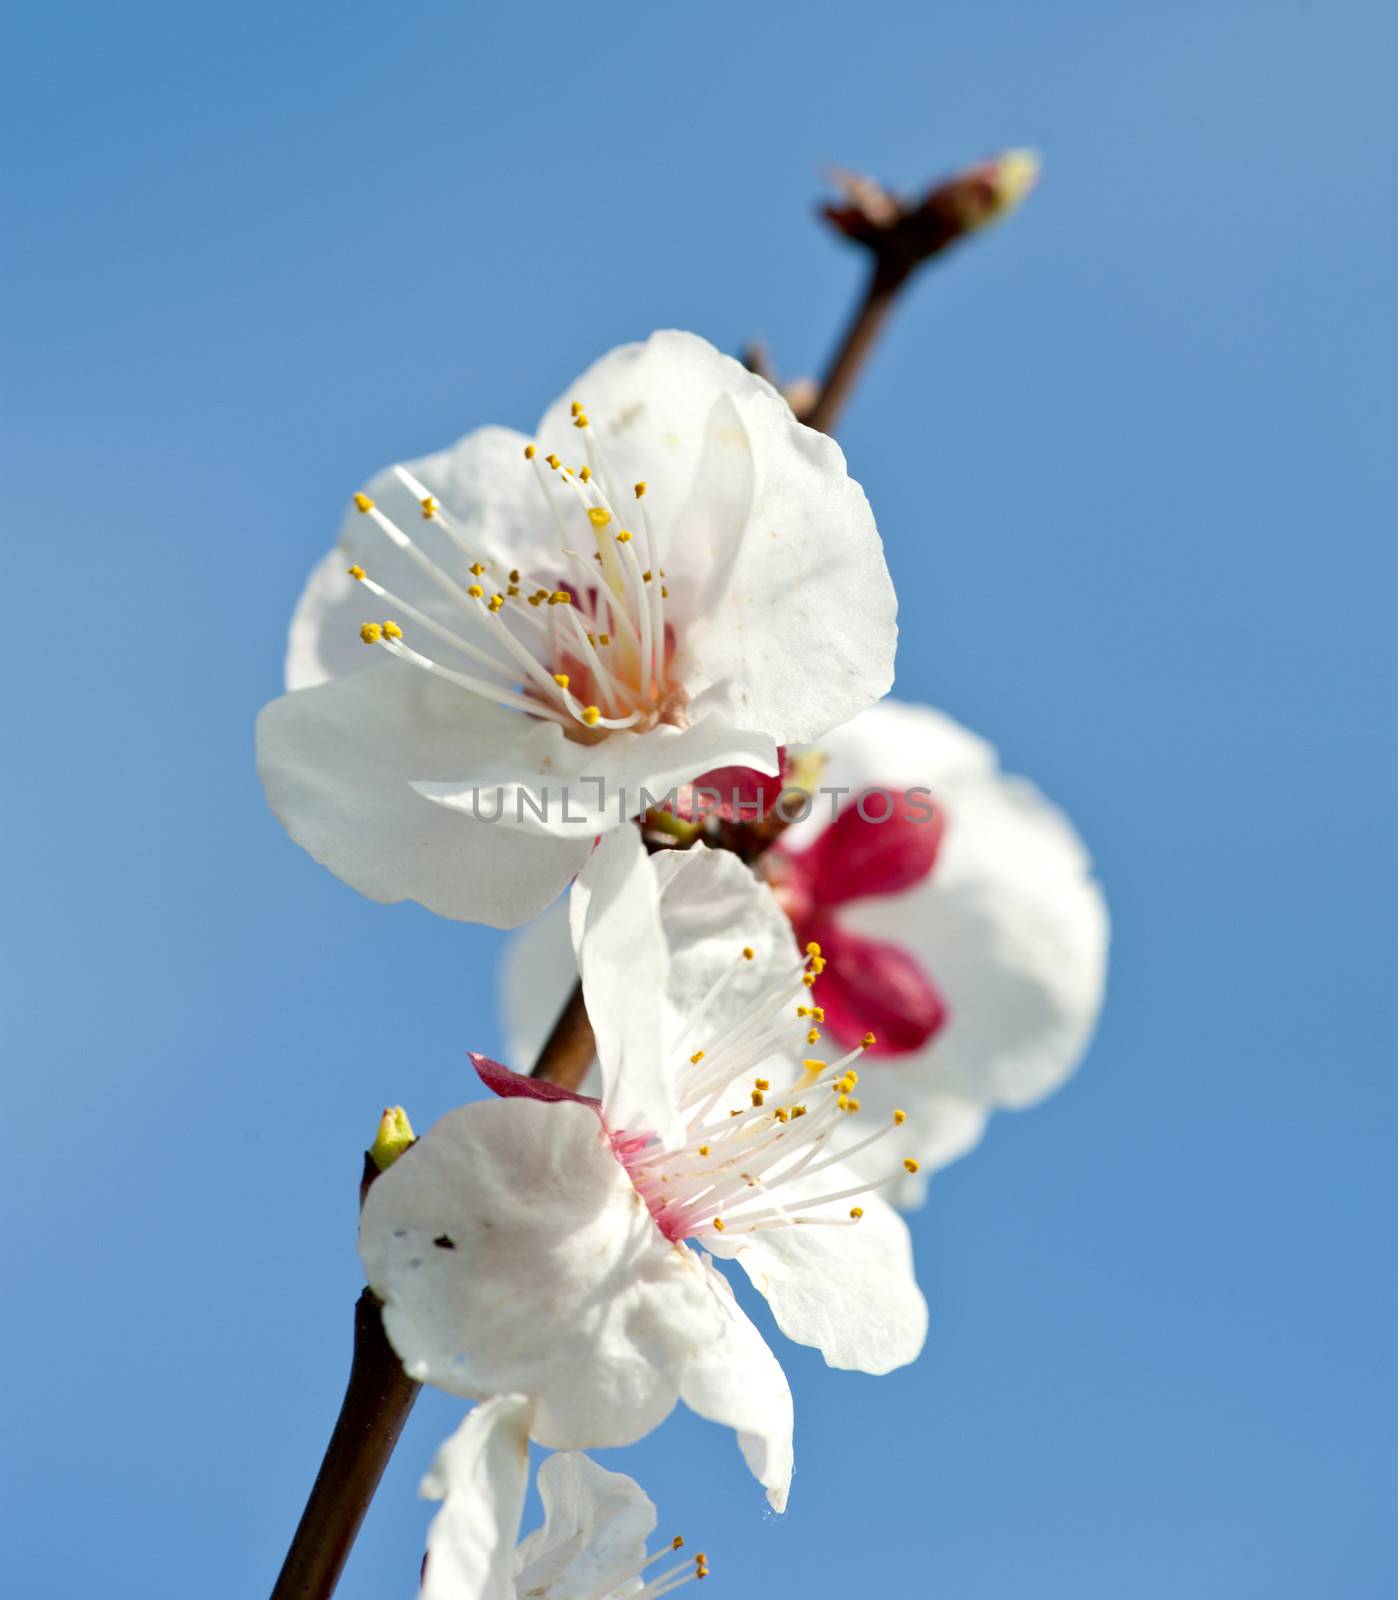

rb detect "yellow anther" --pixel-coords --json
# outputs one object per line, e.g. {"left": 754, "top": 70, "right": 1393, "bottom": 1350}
{"left": 791, "top": 1105, "right": 808, "bottom": 1118}
{"left": 774, "top": 1107, "right": 789, "bottom": 1123}
{"left": 579, "top": 465, "right": 592, "bottom": 482}
{"left": 806, "top": 941, "right": 822, "bottom": 958}
{"left": 420, "top": 495, "right": 438, "bottom": 519}
{"left": 751, "top": 1089, "right": 765, "bottom": 1107}
{"left": 509, "top": 569, "right": 521, "bottom": 583}
{"left": 698, "top": 1144, "right": 710, "bottom": 1157}
{"left": 672, "top": 1536, "right": 685, "bottom": 1551}
{"left": 837, "top": 1094, "right": 850, "bottom": 1111}
{"left": 470, "top": 562, "right": 485, "bottom": 576}
{"left": 598, "top": 632, "right": 611, "bottom": 646}
{"left": 802, "top": 972, "right": 817, "bottom": 988}
{"left": 347, "top": 564, "right": 365, "bottom": 581}
{"left": 553, "top": 673, "right": 571, "bottom": 689}
{"left": 488, "top": 594, "right": 504, "bottom": 613}
{"left": 581, "top": 705, "right": 601, "bottom": 726}
{"left": 849, "top": 1206, "right": 864, "bottom": 1220}
{"left": 860, "top": 1031, "right": 877, "bottom": 1049}
{"left": 528, "top": 593, "right": 544, "bottom": 607}
{"left": 467, "top": 584, "right": 484, "bottom": 599}
{"left": 754, "top": 1078, "right": 770, "bottom": 1091}
{"left": 587, "top": 507, "right": 612, "bottom": 529}
{"left": 573, "top": 412, "right": 589, "bottom": 428}
{"left": 507, "top": 585, "right": 520, "bottom": 597}
{"left": 741, "top": 946, "right": 755, "bottom": 961}
{"left": 893, "top": 1108, "right": 907, "bottom": 1125}
{"left": 809, "top": 955, "right": 827, "bottom": 974}
{"left": 641, "top": 569, "right": 653, "bottom": 582}
{"left": 549, "top": 590, "right": 573, "bottom": 605}
{"left": 806, "top": 1028, "right": 821, "bottom": 1045}
{"left": 844, "top": 1069, "right": 859, "bottom": 1087}
{"left": 903, "top": 1158, "right": 920, "bottom": 1174}
{"left": 524, "top": 443, "right": 536, "bottom": 460}
{"left": 845, "top": 1097, "right": 861, "bottom": 1113}
{"left": 796, "top": 1006, "right": 809, "bottom": 1018}
{"left": 352, "top": 491, "right": 374, "bottom": 513}
{"left": 690, "top": 1049, "right": 705, "bottom": 1064}
{"left": 616, "top": 529, "right": 632, "bottom": 542}
{"left": 545, "top": 453, "right": 561, "bottom": 470}
{"left": 570, "top": 401, "right": 583, "bottom": 417}
{"left": 811, "top": 1007, "right": 825, "bottom": 1023}
{"left": 359, "top": 622, "right": 382, "bottom": 644}
{"left": 634, "top": 480, "right": 647, "bottom": 497}
{"left": 712, "top": 1217, "right": 725, "bottom": 1232}
{"left": 382, "top": 620, "right": 403, "bottom": 640}
{"left": 661, "top": 585, "right": 669, "bottom": 597}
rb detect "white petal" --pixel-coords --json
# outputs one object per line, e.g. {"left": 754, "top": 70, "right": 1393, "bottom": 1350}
{"left": 285, "top": 550, "right": 376, "bottom": 692}
{"left": 513, "top": 1453, "right": 656, "bottom": 1600}
{"left": 419, "top": 1394, "right": 533, "bottom": 1600}
{"left": 256, "top": 661, "right": 588, "bottom": 928}
{"left": 359, "top": 1098, "right": 723, "bottom": 1449}
{"left": 843, "top": 771, "right": 1109, "bottom": 1115}
{"left": 413, "top": 716, "right": 778, "bottom": 841}
{"left": 287, "top": 427, "right": 556, "bottom": 694}
{"left": 713, "top": 1174, "right": 927, "bottom": 1376}
{"left": 674, "top": 388, "right": 896, "bottom": 747}
{"left": 677, "top": 1258, "right": 795, "bottom": 1513}
{"left": 502, "top": 897, "right": 576, "bottom": 1068}
{"left": 571, "top": 829, "right": 682, "bottom": 1147}
{"left": 650, "top": 844, "right": 801, "bottom": 1022}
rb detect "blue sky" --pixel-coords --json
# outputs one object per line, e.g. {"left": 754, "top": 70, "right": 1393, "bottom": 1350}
{"left": 5, "top": 1, "right": 1396, "bottom": 1595}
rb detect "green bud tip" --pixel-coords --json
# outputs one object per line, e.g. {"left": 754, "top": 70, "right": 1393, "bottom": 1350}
{"left": 369, "top": 1105, "right": 416, "bottom": 1172}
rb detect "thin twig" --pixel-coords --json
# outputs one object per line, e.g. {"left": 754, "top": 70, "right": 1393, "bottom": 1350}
{"left": 269, "top": 1289, "right": 421, "bottom": 1600}
{"left": 529, "top": 978, "right": 595, "bottom": 1090}
{"left": 802, "top": 261, "right": 910, "bottom": 435}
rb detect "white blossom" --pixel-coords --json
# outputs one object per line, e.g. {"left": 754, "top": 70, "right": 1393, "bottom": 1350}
{"left": 360, "top": 831, "right": 928, "bottom": 1511}
{"left": 420, "top": 1394, "right": 708, "bottom": 1599}
{"left": 257, "top": 331, "right": 895, "bottom": 928}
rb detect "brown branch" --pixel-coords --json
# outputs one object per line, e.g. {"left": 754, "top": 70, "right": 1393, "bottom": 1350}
{"left": 802, "top": 260, "right": 910, "bottom": 436}
{"left": 529, "top": 977, "right": 595, "bottom": 1090}
{"left": 269, "top": 1288, "right": 421, "bottom": 1600}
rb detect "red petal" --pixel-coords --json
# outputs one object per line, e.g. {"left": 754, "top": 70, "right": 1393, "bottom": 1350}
{"left": 797, "top": 789, "right": 944, "bottom": 906}
{"left": 470, "top": 1052, "right": 600, "bottom": 1109}
{"left": 668, "top": 751, "right": 790, "bottom": 823}
{"left": 810, "top": 921, "right": 949, "bottom": 1056}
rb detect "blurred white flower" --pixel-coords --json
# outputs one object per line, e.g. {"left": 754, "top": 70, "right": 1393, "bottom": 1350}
{"left": 257, "top": 330, "right": 895, "bottom": 928}
{"left": 419, "top": 1393, "right": 708, "bottom": 1600}
{"left": 769, "top": 699, "right": 1110, "bottom": 1193}
{"left": 360, "top": 830, "right": 927, "bottom": 1512}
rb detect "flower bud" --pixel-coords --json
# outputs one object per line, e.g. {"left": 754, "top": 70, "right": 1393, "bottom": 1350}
{"left": 369, "top": 1105, "right": 416, "bottom": 1172}
{"left": 823, "top": 148, "right": 1042, "bottom": 273}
